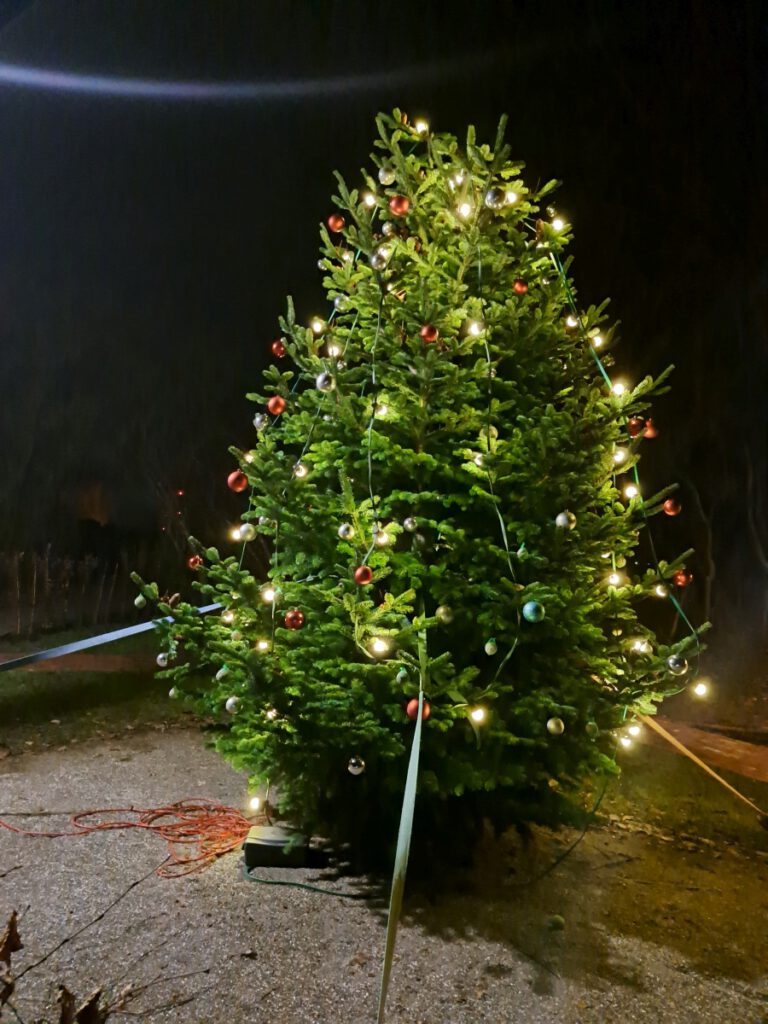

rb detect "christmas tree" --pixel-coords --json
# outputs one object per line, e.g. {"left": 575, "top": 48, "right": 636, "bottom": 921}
{"left": 135, "top": 110, "right": 703, "bottom": 862}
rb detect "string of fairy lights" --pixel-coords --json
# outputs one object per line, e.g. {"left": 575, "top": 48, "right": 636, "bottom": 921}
{"left": 191, "top": 113, "right": 707, "bottom": 760}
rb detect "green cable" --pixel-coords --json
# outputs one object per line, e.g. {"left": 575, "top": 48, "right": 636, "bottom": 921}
{"left": 240, "top": 862, "right": 367, "bottom": 900}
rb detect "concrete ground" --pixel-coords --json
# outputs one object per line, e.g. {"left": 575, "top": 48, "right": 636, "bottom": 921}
{"left": 1, "top": 730, "right": 766, "bottom": 1023}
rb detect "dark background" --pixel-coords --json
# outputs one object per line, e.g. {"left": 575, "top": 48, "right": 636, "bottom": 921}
{"left": 0, "top": 1, "right": 765, "bottom": 666}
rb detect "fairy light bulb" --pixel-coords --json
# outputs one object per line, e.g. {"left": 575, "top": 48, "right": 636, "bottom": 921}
{"left": 229, "top": 526, "right": 241, "bottom": 541}
{"left": 362, "top": 191, "right": 376, "bottom": 207}
{"left": 505, "top": 190, "right": 517, "bottom": 204}
{"left": 265, "top": 707, "right": 279, "bottom": 720}
{"left": 244, "top": 452, "right": 255, "bottom": 463}
{"left": 293, "top": 462, "right": 308, "bottom": 479}
{"left": 457, "top": 201, "right": 472, "bottom": 219}
{"left": 467, "top": 320, "right": 484, "bottom": 337}
{"left": 261, "top": 585, "right": 277, "bottom": 604}
{"left": 221, "top": 610, "right": 235, "bottom": 624}
{"left": 327, "top": 342, "right": 343, "bottom": 358}
{"left": 565, "top": 314, "right": 579, "bottom": 329}
{"left": 611, "top": 380, "right": 627, "bottom": 396}
{"left": 592, "top": 333, "right": 604, "bottom": 348}
{"left": 624, "top": 483, "right": 640, "bottom": 499}
{"left": 375, "top": 403, "right": 389, "bottom": 417}
{"left": 628, "top": 724, "right": 642, "bottom": 737}
{"left": 371, "top": 637, "right": 391, "bottom": 657}
{"left": 613, "top": 448, "right": 628, "bottom": 465}
{"left": 470, "top": 707, "right": 486, "bottom": 723}
{"left": 632, "top": 638, "right": 652, "bottom": 654}
{"left": 310, "top": 317, "right": 325, "bottom": 335}
{"left": 249, "top": 796, "right": 261, "bottom": 811}
{"left": 619, "top": 735, "right": 633, "bottom": 748}
{"left": 655, "top": 583, "right": 669, "bottom": 598}
{"left": 414, "top": 118, "right": 429, "bottom": 134}
{"left": 473, "top": 453, "right": 484, "bottom": 467}
{"left": 552, "top": 216, "right": 565, "bottom": 231}
{"left": 607, "top": 571, "right": 623, "bottom": 587}
{"left": 692, "top": 679, "right": 710, "bottom": 698}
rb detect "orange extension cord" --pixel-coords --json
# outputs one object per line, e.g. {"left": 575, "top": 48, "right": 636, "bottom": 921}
{"left": 0, "top": 800, "right": 254, "bottom": 877}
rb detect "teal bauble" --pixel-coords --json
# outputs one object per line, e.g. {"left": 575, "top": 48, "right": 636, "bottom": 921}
{"left": 522, "top": 600, "right": 545, "bottom": 623}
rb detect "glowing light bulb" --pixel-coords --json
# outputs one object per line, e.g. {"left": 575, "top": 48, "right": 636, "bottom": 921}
{"left": 607, "top": 572, "right": 623, "bottom": 587}
{"left": 619, "top": 735, "right": 633, "bottom": 748}
{"left": 266, "top": 707, "right": 279, "bottom": 720}
{"left": 612, "top": 380, "right": 627, "bottom": 396}
{"left": 458, "top": 201, "right": 472, "bottom": 219}
{"left": 624, "top": 483, "right": 640, "bottom": 499}
{"left": 293, "top": 462, "right": 308, "bottom": 479}
{"left": 256, "top": 639, "right": 270, "bottom": 652}
{"left": 327, "top": 342, "right": 343, "bottom": 358}
{"left": 221, "top": 610, "right": 235, "bottom": 624}
{"left": 632, "top": 638, "right": 652, "bottom": 654}
{"left": 414, "top": 118, "right": 429, "bottom": 134}
{"left": 565, "top": 314, "right": 579, "bottom": 328}
{"left": 592, "top": 333, "right": 604, "bottom": 348}
{"left": 244, "top": 452, "right": 255, "bottom": 463}
{"left": 692, "top": 679, "right": 709, "bottom": 698}
{"left": 628, "top": 724, "right": 641, "bottom": 737}
{"left": 467, "top": 320, "right": 484, "bottom": 337}
{"left": 655, "top": 584, "right": 669, "bottom": 598}
{"left": 473, "top": 454, "right": 484, "bottom": 467}
{"left": 470, "top": 707, "right": 486, "bottom": 723}
{"left": 375, "top": 403, "right": 389, "bottom": 417}
{"left": 371, "top": 637, "right": 391, "bottom": 657}
{"left": 310, "top": 317, "right": 326, "bottom": 335}
{"left": 341, "top": 250, "right": 354, "bottom": 263}
{"left": 261, "top": 586, "right": 277, "bottom": 604}
{"left": 613, "top": 448, "right": 628, "bottom": 465}
{"left": 374, "top": 528, "right": 391, "bottom": 547}
{"left": 229, "top": 526, "right": 241, "bottom": 541}
{"left": 249, "top": 796, "right": 261, "bottom": 811}
{"left": 552, "top": 216, "right": 565, "bottom": 231}
{"left": 362, "top": 191, "right": 376, "bottom": 207}
{"left": 505, "top": 190, "right": 517, "bottom": 204}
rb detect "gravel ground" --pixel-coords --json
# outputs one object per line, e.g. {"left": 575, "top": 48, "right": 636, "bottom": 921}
{"left": 1, "top": 730, "right": 766, "bottom": 1023}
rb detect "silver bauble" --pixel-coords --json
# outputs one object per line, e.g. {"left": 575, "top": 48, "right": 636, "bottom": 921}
{"left": 403, "top": 516, "right": 417, "bottom": 532}
{"left": 225, "top": 696, "right": 241, "bottom": 714}
{"left": 547, "top": 717, "right": 565, "bottom": 735}
{"left": 338, "top": 523, "right": 355, "bottom": 540}
{"left": 435, "top": 605, "right": 454, "bottom": 625}
{"left": 253, "top": 412, "right": 268, "bottom": 430}
{"left": 484, "top": 187, "right": 506, "bottom": 210}
{"left": 333, "top": 294, "right": 350, "bottom": 311}
{"left": 239, "top": 522, "right": 257, "bottom": 542}
{"left": 316, "top": 371, "right": 335, "bottom": 393}
{"left": 666, "top": 654, "right": 689, "bottom": 676}
{"left": 347, "top": 756, "right": 366, "bottom": 776}
{"left": 382, "top": 221, "right": 397, "bottom": 237}
{"left": 156, "top": 652, "right": 169, "bottom": 668}
{"left": 484, "top": 639, "right": 498, "bottom": 656}
{"left": 555, "top": 510, "right": 577, "bottom": 530}
{"left": 231, "top": 630, "right": 243, "bottom": 642}
{"left": 370, "top": 247, "right": 390, "bottom": 271}
{"left": 134, "top": 594, "right": 147, "bottom": 609}
{"left": 378, "top": 165, "right": 396, "bottom": 186}
{"left": 168, "top": 686, "right": 179, "bottom": 699}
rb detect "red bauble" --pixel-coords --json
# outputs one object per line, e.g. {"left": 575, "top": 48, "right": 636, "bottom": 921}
{"left": 354, "top": 565, "right": 373, "bottom": 586}
{"left": 267, "top": 395, "right": 286, "bottom": 416}
{"left": 388, "top": 195, "right": 410, "bottom": 217}
{"left": 513, "top": 279, "right": 529, "bottom": 295}
{"left": 271, "top": 339, "right": 286, "bottom": 358}
{"left": 227, "top": 470, "right": 249, "bottom": 493}
{"left": 627, "top": 416, "right": 645, "bottom": 438}
{"left": 673, "top": 568, "right": 693, "bottom": 588}
{"left": 187, "top": 555, "right": 203, "bottom": 570}
{"left": 643, "top": 418, "right": 659, "bottom": 438}
{"left": 327, "top": 213, "right": 345, "bottom": 233}
{"left": 419, "top": 323, "right": 439, "bottom": 344}
{"left": 663, "top": 498, "right": 682, "bottom": 517}
{"left": 406, "top": 698, "right": 430, "bottom": 721}
{"left": 284, "top": 609, "right": 305, "bottom": 630}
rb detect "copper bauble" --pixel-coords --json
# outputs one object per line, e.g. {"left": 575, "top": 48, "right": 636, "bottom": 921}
{"left": 406, "top": 698, "right": 430, "bottom": 721}
{"left": 663, "top": 498, "right": 682, "bottom": 516}
{"left": 271, "top": 339, "right": 286, "bottom": 358}
{"left": 643, "top": 418, "right": 659, "bottom": 438}
{"left": 354, "top": 565, "right": 373, "bottom": 586}
{"left": 327, "top": 213, "right": 345, "bottom": 233}
{"left": 186, "top": 554, "right": 203, "bottom": 570}
{"left": 227, "top": 470, "right": 249, "bottom": 493}
{"left": 284, "top": 609, "right": 305, "bottom": 630}
{"left": 267, "top": 395, "right": 286, "bottom": 416}
{"left": 627, "top": 416, "right": 645, "bottom": 438}
{"left": 673, "top": 568, "right": 692, "bottom": 588}
{"left": 513, "top": 279, "right": 529, "bottom": 295}
{"left": 420, "top": 323, "right": 439, "bottom": 343}
{"left": 388, "top": 194, "right": 410, "bottom": 217}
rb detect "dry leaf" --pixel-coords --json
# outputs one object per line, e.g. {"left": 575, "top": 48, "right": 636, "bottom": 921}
{"left": 0, "top": 912, "right": 23, "bottom": 967}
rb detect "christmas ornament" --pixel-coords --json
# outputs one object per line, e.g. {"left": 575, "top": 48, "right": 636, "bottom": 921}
{"left": 388, "top": 195, "right": 410, "bottom": 217}
{"left": 284, "top": 609, "right": 305, "bottom": 630}
{"left": 227, "top": 470, "right": 248, "bottom": 493}
{"left": 134, "top": 594, "right": 147, "bottom": 609}
{"left": 663, "top": 498, "right": 682, "bottom": 516}
{"left": 555, "top": 510, "right": 577, "bottom": 530}
{"left": 225, "top": 696, "right": 241, "bottom": 714}
{"left": 484, "top": 638, "right": 498, "bottom": 656}
{"left": 333, "top": 295, "right": 349, "bottom": 311}
{"left": 239, "top": 522, "right": 257, "bottom": 542}
{"left": 338, "top": 523, "right": 355, "bottom": 540}
{"left": 271, "top": 338, "right": 286, "bottom": 358}
{"left": 435, "top": 605, "right": 454, "bottom": 624}
{"left": 547, "top": 717, "right": 565, "bottom": 735}
{"left": 370, "top": 246, "right": 390, "bottom": 271}
{"left": 627, "top": 416, "right": 644, "bottom": 438}
{"left": 378, "top": 164, "right": 396, "bottom": 186}
{"left": 406, "top": 698, "right": 430, "bottom": 721}
{"left": 585, "top": 721, "right": 599, "bottom": 738}
{"left": 253, "top": 412, "right": 268, "bottom": 430}
{"left": 267, "top": 395, "right": 286, "bottom": 416}
{"left": 666, "top": 654, "right": 689, "bottom": 676}
{"left": 347, "top": 756, "right": 366, "bottom": 776}
{"left": 403, "top": 516, "right": 417, "bottom": 532}
{"left": 231, "top": 631, "right": 243, "bottom": 642}
{"left": 354, "top": 565, "right": 373, "bottom": 585}
{"left": 522, "top": 600, "right": 545, "bottom": 623}
{"left": 187, "top": 555, "right": 203, "bottom": 570}
{"left": 513, "top": 279, "right": 529, "bottom": 295}
{"left": 420, "top": 323, "right": 439, "bottom": 343}
{"left": 327, "top": 213, "right": 345, "bottom": 233}
{"left": 315, "top": 371, "right": 335, "bottom": 392}
{"left": 673, "top": 568, "right": 693, "bottom": 588}
{"left": 168, "top": 687, "right": 179, "bottom": 699}
{"left": 484, "top": 187, "right": 506, "bottom": 210}
{"left": 382, "top": 221, "right": 396, "bottom": 237}
{"left": 643, "top": 419, "right": 659, "bottom": 438}
{"left": 156, "top": 652, "right": 169, "bottom": 668}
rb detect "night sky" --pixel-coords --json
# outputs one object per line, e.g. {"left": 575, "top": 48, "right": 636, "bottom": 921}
{"left": 0, "top": 2, "right": 765, "bottom": 647}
